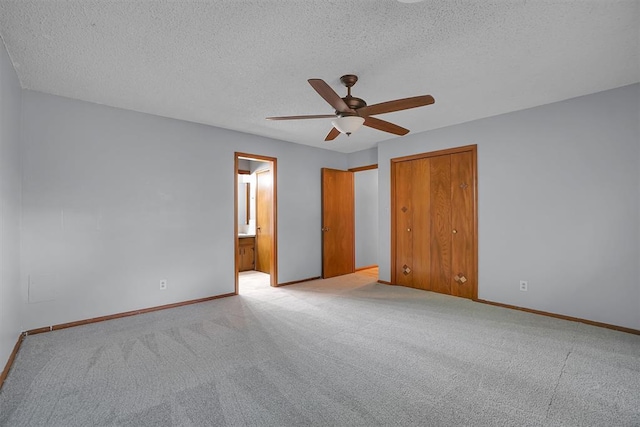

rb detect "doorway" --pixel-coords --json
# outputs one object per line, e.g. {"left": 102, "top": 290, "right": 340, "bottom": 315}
{"left": 321, "top": 164, "right": 379, "bottom": 279}
{"left": 235, "top": 153, "right": 278, "bottom": 293}
{"left": 351, "top": 164, "right": 378, "bottom": 275}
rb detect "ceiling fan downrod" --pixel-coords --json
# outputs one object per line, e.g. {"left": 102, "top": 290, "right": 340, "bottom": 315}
{"left": 339, "top": 75, "right": 367, "bottom": 113}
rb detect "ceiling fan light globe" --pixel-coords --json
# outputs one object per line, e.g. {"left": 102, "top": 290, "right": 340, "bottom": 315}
{"left": 332, "top": 116, "right": 365, "bottom": 135}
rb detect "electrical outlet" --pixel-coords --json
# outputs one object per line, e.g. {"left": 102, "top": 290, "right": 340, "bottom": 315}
{"left": 159, "top": 279, "right": 167, "bottom": 290}
{"left": 520, "top": 280, "right": 528, "bottom": 291}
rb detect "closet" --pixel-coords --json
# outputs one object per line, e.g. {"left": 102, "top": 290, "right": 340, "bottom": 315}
{"left": 391, "top": 145, "right": 477, "bottom": 299}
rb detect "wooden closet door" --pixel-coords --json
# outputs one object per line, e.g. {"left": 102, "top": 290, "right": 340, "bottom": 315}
{"left": 394, "top": 160, "right": 414, "bottom": 287}
{"left": 394, "top": 158, "right": 432, "bottom": 289}
{"left": 411, "top": 158, "right": 431, "bottom": 290}
{"left": 450, "top": 151, "right": 474, "bottom": 298}
{"left": 391, "top": 145, "right": 477, "bottom": 300}
{"left": 429, "top": 155, "right": 452, "bottom": 294}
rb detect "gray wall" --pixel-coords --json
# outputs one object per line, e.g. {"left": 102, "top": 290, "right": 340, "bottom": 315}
{"left": 378, "top": 84, "right": 640, "bottom": 329}
{"left": 19, "top": 91, "right": 346, "bottom": 330}
{"left": 2, "top": 66, "right": 638, "bottom": 372}
{"left": 347, "top": 147, "right": 377, "bottom": 169}
{"left": 355, "top": 169, "right": 378, "bottom": 268}
{"left": 0, "top": 39, "right": 22, "bottom": 367}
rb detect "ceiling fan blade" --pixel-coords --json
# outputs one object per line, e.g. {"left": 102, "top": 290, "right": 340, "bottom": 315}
{"left": 325, "top": 127, "right": 341, "bottom": 141}
{"left": 358, "top": 95, "right": 435, "bottom": 117}
{"left": 308, "top": 79, "right": 354, "bottom": 114}
{"left": 363, "top": 116, "right": 409, "bottom": 136}
{"left": 266, "top": 114, "right": 335, "bottom": 120}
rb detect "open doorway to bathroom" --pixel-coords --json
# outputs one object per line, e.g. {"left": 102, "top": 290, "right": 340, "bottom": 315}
{"left": 235, "top": 153, "right": 277, "bottom": 293}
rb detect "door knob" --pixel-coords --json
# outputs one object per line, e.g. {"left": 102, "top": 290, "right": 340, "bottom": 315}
{"left": 407, "top": 228, "right": 411, "bottom": 232}
{"left": 452, "top": 229, "right": 457, "bottom": 234}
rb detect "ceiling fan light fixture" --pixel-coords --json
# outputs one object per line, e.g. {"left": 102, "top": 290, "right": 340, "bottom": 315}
{"left": 331, "top": 116, "right": 365, "bottom": 136}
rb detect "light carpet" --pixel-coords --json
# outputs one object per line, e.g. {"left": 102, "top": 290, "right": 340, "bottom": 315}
{"left": 238, "top": 270, "right": 271, "bottom": 293}
{"left": 1, "top": 272, "right": 639, "bottom": 426}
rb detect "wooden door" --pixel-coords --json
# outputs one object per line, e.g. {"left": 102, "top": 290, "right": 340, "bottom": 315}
{"left": 256, "top": 169, "right": 272, "bottom": 273}
{"left": 391, "top": 146, "right": 477, "bottom": 299}
{"left": 450, "top": 151, "right": 475, "bottom": 298}
{"left": 322, "top": 168, "right": 355, "bottom": 278}
{"left": 428, "top": 155, "right": 452, "bottom": 294}
{"left": 394, "top": 160, "right": 414, "bottom": 288}
{"left": 412, "top": 158, "right": 432, "bottom": 290}
{"left": 394, "top": 158, "right": 432, "bottom": 290}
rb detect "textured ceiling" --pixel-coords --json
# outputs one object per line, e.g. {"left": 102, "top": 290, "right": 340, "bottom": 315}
{"left": 0, "top": 1, "right": 638, "bottom": 153}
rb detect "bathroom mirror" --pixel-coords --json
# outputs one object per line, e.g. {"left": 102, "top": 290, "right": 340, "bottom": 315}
{"left": 238, "top": 172, "right": 251, "bottom": 226}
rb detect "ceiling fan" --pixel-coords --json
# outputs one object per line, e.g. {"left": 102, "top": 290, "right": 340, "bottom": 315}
{"left": 266, "top": 74, "right": 435, "bottom": 141}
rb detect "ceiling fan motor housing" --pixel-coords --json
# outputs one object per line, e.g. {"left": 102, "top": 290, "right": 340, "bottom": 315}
{"left": 340, "top": 96, "right": 367, "bottom": 114}
{"left": 339, "top": 74, "right": 366, "bottom": 115}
